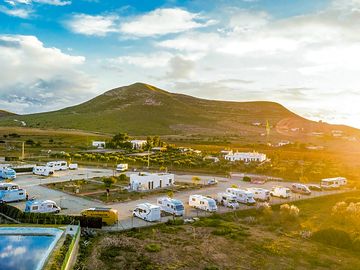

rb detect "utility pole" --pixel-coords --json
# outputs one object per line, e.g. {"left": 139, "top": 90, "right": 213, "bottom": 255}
{"left": 21, "top": 141, "right": 25, "bottom": 160}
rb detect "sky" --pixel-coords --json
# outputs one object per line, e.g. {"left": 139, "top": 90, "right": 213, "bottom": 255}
{"left": 0, "top": 0, "right": 360, "bottom": 128}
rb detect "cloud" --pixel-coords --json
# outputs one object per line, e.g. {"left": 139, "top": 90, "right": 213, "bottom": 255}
{"left": 165, "top": 56, "right": 195, "bottom": 79}
{"left": 5, "top": 0, "right": 71, "bottom": 6}
{"left": 0, "top": 5, "right": 32, "bottom": 18}
{"left": 120, "top": 8, "right": 214, "bottom": 37}
{"left": 0, "top": 35, "right": 95, "bottom": 114}
{"left": 106, "top": 52, "right": 173, "bottom": 68}
{"left": 65, "top": 14, "right": 118, "bottom": 36}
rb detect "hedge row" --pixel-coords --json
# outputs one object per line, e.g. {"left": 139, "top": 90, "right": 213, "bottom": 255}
{"left": 0, "top": 204, "right": 102, "bottom": 228}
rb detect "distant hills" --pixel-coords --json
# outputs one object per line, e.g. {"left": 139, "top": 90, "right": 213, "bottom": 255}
{"left": 0, "top": 83, "right": 358, "bottom": 139}
{"left": 0, "top": 110, "right": 16, "bottom": 118}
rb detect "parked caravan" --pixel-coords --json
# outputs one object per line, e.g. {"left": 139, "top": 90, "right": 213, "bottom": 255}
{"left": 270, "top": 187, "right": 291, "bottom": 198}
{"left": 216, "top": 193, "right": 239, "bottom": 208}
{"left": 0, "top": 167, "right": 16, "bottom": 180}
{"left": 46, "top": 161, "right": 68, "bottom": 171}
{"left": 68, "top": 163, "right": 78, "bottom": 170}
{"left": 246, "top": 187, "right": 271, "bottom": 201}
{"left": 116, "top": 164, "right": 128, "bottom": 172}
{"left": 291, "top": 183, "right": 311, "bottom": 195}
{"left": 0, "top": 183, "right": 26, "bottom": 203}
{"left": 24, "top": 200, "right": 61, "bottom": 213}
{"left": 157, "top": 197, "right": 185, "bottom": 216}
{"left": 33, "top": 166, "right": 54, "bottom": 177}
{"left": 226, "top": 188, "right": 256, "bottom": 205}
{"left": 81, "top": 207, "right": 118, "bottom": 225}
{"left": 321, "top": 177, "right": 347, "bottom": 189}
{"left": 189, "top": 195, "right": 218, "bottom": 212}
{"left": 133, "top": 203, "right": 161, "bottom": 222}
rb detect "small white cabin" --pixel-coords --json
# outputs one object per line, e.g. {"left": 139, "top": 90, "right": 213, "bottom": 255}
{"left": 69, "top": 163, "right": 78, "bottom": 170}
{"left": 130, "top": 172, "right": 175, "bottom": 191}
{"left": 157, "top": 197, "right": 185, "bottom": 216}
{"left": 46, "top": 161, "right": 68, "bottom": 171}
{"left": 130, "top": 140, "right": 147, "bottom": 150}
{"left": 321, "top": 177, "right": 347, "bottom": 189}
{"left": 33, "top": 166, "right": 54, "bottom": 176}
{"left": 25, "top": 200, "right": 61, "bottom": 214}
{"left": 92, "top": 141, "right": 106, "bottom": 149}
{"left": 133, "top": 203, "right": 161, "bottom": 222}
{"left": 225, "top": 152, "right": 267, "bottom": 163}
{"left": 189, "top": 195, "right": 217, "bottom": 212}
{"left": 226, "top": 188, "right": 256, "bottom": 205}
{"left": 216, "top": 193, "right": 239, "bottom": 208}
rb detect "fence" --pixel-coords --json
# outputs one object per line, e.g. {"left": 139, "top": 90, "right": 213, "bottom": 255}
{"left": 61, "top": 224, "right": 81, "bottom": 270}
{"left": 0, "top": 203, "right": 102, "bottom": 228}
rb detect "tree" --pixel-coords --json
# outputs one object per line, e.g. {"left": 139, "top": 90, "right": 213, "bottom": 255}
{"left": 192, "top": 176, "right": 201, "bottom": 185}
{"left": 243, "top": 176, "right": 251, "bottom": 182}
{"left": 110, "top": 132, "right": 132, "bottom": 149}
{"left": 167, "top": 190, "right": 174, "bottom": 198}
{"left": 102, "top": 177, "right": 117, "bottom": 189}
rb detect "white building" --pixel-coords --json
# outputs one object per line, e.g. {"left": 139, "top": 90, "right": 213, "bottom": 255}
{"left": 225, "top": 152, "right": 266, "bottom": 162}
{"left": 92, "top": 141, "right": 106, "bottom": 149}
{"left": 130, "top": 140, "right": 147, "bottom": 150}
{"left": 130, "top": 172, "right": 175, "bottom": 191}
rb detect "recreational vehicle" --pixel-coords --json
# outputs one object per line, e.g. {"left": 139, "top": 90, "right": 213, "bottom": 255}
{"left": 321, "top": 177, "right": 347, "bottom": 189}
{"left": 291, "top": 183, "right": 311, "bottom": 195}
{"left": 0, "top": 183, "right": 26, "bottom": 203}
{"left": 226, "top": 188, "right": 256, "bottom": 205}
{"left": 116, "top": 164, "right": 128, "bottom": 172}
{"left": 270, "top": 187, "right": 291, "bottom": 198}
{"left": 24, "top": 200, "right": 61, "bottom": 214}
{"left": 157, "top": 197, "right": 185, "bottom": 216}
{"left": 81, "top": 207, "right": 118, "bottom": 225}
{"left": 46, "top": 161, "right": 68, "bottom": 171}
{"left": 68, "top": 163, "right": 78, "bottom": 170}
{"left": 246, "top": 188, "right": 271, "bottom": 201}
{"left": 216, "top": 193, "right": 239, "bottom": 208}
{"left": 0, "top": 167, "right": 16, "bottom": 180}
{"left": 189, "top": 195, "right": 218, "bottom": 212}
{"left": 33, "top": 166, "right": 54, "bottom": 177}
{"left": 133, "top": 203, "right": 161, "bottom": 222}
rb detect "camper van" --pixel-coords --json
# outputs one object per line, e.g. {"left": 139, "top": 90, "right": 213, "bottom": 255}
{"left": 81, "top": 207, "right": 118, "bottom": 225}
{"left": 189, "top": 195, "right": 218, "bottom": 212}
{"left": 116, "top": 164, "right": 128, "bottom": 172}
{"left": 46, "top": 161, "right": 68, "bottom": 171}
{"left": 33, "top": 166, "right": 54, "bottom": 177}
{"left": 157, "top": 197, "right": 185, "bottom": 216}
{"left": 68, "top": 163, "right": 78, "bottom": 170}
{"left": 216, "top": 193, "right": 240, "bottom": 208}
{"left": 270, "top": 187, "right": 291, "bottom": 198}
{"left": 291, "top": 183, "right": 311, "bottom": 195}
{"left": 0, "top": 183, "right": 26, "bottom": 203}
{"left": 133, "top": 203, "right": 161, "bottom": 222}
{"left": 0, "top": 167, "right": 16, "bottom": 180}
{"left": 246, "top": 188, "right": 271, "bottom": 201}
{"left": 226, "top": 188, "right": 256, "bottom": 205}
{"left": 24, "top": 200, "right": 61, "bottom": 214}
{"left": 321, "top": 177, "right": 347, "bottom": 189}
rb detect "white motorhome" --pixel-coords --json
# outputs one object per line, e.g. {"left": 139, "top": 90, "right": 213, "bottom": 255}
{"left": 189, "top": 195, "right": 218, "bottom": 212}
{"left": 0, "top": 183, "right": 26, "bottom": 203}
{"left": 270, "top": 187, "right": 291, "bottom": 198}
{"left": 157, "top": 197, "right": 185, "bottom": 216}
{"left": 321, "top": 177, "right": 347, "bottom": 189}
{"left": 291, "top": 183, "right": 311, "bottom": 195}
{"left": 46, "top": 161, "right": 68, "bottom": 171}
{"left": 246, "top": 188, "right": 271, "bottom": 201}
{"left": 24, "top": 200, "right": 61, "bottom": 214}
{"left": 33, "top": 166, "right": 54, "bottom": 177}
{"left": 133, "top": 203, "right": 161, "bottom": 222}
{"left": 68, "top": 163, "right": 78, "bottom": 170}
{"left": 226, "top": 188, "right": 256, "bottom": 205}
{"left": 216, "top": 193, "right": 239, "bottom": 209}
{"left": 116, "top": 164, "right": 128, "bottom": 172}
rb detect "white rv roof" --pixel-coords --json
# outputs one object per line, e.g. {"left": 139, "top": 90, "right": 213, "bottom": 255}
{"left": 137, "top": 203, "right": 159, "bottom": 209}
{"left": 322, "top": 177, "right": 346, "bottom": 181}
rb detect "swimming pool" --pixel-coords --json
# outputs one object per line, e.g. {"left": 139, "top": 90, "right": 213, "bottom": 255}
{"left": 0, "top": 227, "right": 63, "bottom": 270}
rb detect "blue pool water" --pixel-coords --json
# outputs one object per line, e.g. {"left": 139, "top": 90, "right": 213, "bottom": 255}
{"left": 0, "top": 227, "right": 63, "bottom": 270}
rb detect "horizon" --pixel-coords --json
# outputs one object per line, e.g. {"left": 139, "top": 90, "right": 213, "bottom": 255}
{"left": 1, "top": 0, "right": 360, "bottom": 128}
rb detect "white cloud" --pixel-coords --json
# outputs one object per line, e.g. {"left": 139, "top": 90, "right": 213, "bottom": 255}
{"left": 5, "top": 0, "right": 71, "bottom": 6}
{"left": 65, "top": 14, "right": 118, "bottom": 36}
{"left": 0, "top": 35, "right": 96, "bottom": 114}
{"left": 106, "top": 52, "right": 173, "bottom": 68}
{"left": 120, "top": 8, "right": 214, "bottom": 37}
{"left": 0, "top": 5, "right": 32, "bottom": 18}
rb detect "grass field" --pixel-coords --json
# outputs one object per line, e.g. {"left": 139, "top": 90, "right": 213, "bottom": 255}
{"left": 74, "top": 191, "right": 360, "bottom": 270}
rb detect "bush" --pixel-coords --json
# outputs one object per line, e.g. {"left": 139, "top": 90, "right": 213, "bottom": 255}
{"left": 243, "top": 176, "right": 251, "bottom": 182}
{"left": 165, "top": 218, "right": 184, "bottom": 226}
{"left": 312, "top": 228, "right": 353, "bottom": 249}
{"left": 280, "top": 204, "right": 299, "bottom": 221}
{"left": 145, "top": 243, "right": 161, "bottom": 253}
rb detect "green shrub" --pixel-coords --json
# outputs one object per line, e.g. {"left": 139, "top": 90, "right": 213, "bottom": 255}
{"left": 145, "top": 243, "right": 161, "bottom": 253}
{"left": 312, "top": 228, "right": 353, "bottom": 249}
{"left": 243, "top": 176, "right": 251, "bottom": 182}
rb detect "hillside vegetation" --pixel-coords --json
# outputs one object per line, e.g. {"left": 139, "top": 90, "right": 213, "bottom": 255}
{"left": 1, "top": 83, "right": 354, "bottom": 137}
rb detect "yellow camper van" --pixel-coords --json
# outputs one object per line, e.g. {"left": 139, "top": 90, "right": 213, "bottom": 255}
{"left": 81, "top": 207, "right": 118, "bottom": 225}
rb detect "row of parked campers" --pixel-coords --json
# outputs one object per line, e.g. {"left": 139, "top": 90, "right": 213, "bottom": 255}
{"left": 33, "top": 161, "right": 78, "bottom": 176}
